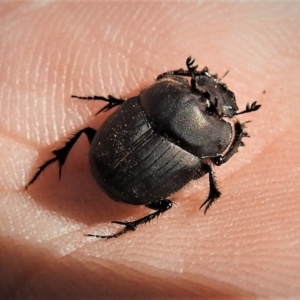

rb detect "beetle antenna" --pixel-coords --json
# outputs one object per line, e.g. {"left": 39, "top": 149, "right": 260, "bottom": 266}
{"left": 237, "top": 101, "right": 261, "bottom": 115}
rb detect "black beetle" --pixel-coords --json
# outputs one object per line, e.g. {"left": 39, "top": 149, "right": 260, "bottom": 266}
{"left": 26, "top": 57, "right": 261, "bottom": 239}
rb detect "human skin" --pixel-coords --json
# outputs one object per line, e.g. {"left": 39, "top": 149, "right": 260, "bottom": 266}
{"left": 0, "top": 2, "right": 300, "bottom": 298}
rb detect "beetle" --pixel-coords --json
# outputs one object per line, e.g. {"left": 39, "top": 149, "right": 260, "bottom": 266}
{"left": 26, "top": 57, "right": 261, "bottom": 239}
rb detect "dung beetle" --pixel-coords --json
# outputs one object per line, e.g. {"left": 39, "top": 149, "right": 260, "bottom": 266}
{"left": 26, "top": 57, "right": 261, "bottom": 239}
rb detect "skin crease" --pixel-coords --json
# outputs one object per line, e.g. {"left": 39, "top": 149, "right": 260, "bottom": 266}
{"left": 0, "top": 2, "right": 300, "bottom": 298}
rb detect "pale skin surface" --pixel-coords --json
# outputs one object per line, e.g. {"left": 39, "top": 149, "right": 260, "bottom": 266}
{"left": 0, "top": 2, "right": 300, "bottom": 298}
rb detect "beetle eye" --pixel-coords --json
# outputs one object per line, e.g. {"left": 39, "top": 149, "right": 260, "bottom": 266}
{"left": 205, "top": 100, "right": 219, "bottom": 115}
{"left": 202, "top": 91, "right": 210, "bottom": 100}
{"left": 222, "top": 105, "right": 235, "bottom": 118}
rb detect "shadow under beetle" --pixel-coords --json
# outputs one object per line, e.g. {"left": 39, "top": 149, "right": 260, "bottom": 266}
{"left": 26, "top": 57, "right": 261, "bottom": 239}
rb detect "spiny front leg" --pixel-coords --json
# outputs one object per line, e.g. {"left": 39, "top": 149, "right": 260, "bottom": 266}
{"left": 156, "top": 57, "right": 206, "bottom": 80}
{"left": 86, "top": 199, "right": 173, "bottom": 239}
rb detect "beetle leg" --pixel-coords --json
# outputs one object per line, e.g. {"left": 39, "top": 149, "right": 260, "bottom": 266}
{"left": 199, "top": 164, "right": 221, "bottom": 214}
{"left": 71, "top": 94, "right": 125, "bottom": 115}
{"left": 156, "top": 57, "right": 209, "bottom": 81}
{"left": 156, "top": 57, "right": 194, "bottom": 80}
{"left": 86, "top": 199, "right": 173, "bottom": 239}
{"left": 157, "top": 69, "right": 190, "bottom": 81}
{"left": 212, "top": 122, "right": 249, "bottom": 167}
{"left": 25, "top": 127, "right": 97, "bottom": 188}
{"left": 156, "top": 74, "right": 190, "bottom": 86}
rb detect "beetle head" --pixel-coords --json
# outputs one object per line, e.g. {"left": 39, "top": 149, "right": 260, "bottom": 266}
{"left": 194, "top": 72, "right": 238, "bottom": 118}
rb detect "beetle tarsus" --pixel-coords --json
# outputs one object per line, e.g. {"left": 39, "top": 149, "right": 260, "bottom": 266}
{"left": 87, "top": 199, "right": 173, "bottom": 239}
{"left": 198, "top": 164, "right": 221, "bottom": 213}
{"left": 25, "top": 127, "right": 96, "bottom": 189}
{"left": 72, "top": 94, "right": 125, "bottom": 115}
{"left": 25, "top": 157, "right": 58, "bottom": 189}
